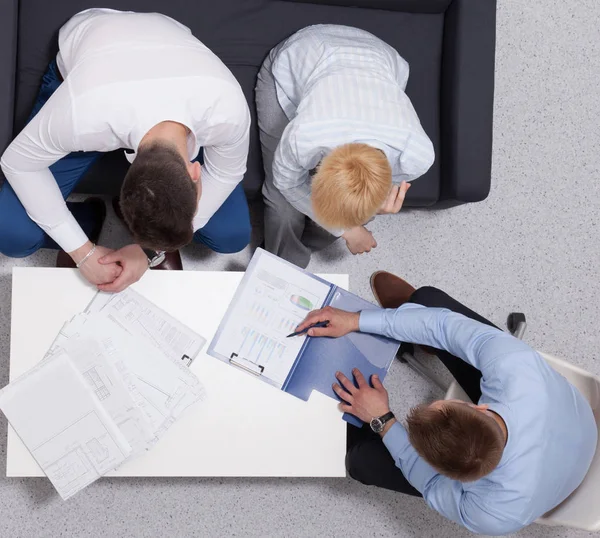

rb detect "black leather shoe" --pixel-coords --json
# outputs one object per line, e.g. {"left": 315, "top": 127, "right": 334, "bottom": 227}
{"left": 56, "top": 197, "right": 106, "bottom": 268}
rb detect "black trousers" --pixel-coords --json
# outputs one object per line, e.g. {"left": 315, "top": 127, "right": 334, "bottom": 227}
{"left": 345, "top": 286, "right": 501, "bottom": 496}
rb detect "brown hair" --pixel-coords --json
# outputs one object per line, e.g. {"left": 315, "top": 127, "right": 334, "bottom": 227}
{"left": 311, "top": 143, "right": 392, "bottom": 229}
{"left": 406, "top": 402, "right": 505, "bottom": 482}
{"left": 120, "top": 142, "right": 197, "bottom": 251}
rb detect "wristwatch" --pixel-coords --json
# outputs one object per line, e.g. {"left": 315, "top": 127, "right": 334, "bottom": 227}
{"left": 370, "top": 411, "right": 395, "bottom": 433}
{"left": 142, "top": 248, "right": 166, "bottom": 268}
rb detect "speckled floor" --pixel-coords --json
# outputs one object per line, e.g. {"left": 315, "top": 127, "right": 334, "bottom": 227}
{"left": 1, "top": 1, "right": 600, "bottom": 537}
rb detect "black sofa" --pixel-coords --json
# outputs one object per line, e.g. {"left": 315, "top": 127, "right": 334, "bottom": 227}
{"left": 0, "top": 0, "right": 496, "bottom": 208}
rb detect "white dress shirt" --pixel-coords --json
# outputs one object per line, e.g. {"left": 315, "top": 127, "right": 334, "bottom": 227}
{"left": 270, "top": 24, "right": 435, "bottom": 235}
{"left": 0, "top": 8, "right": 250, "bottom": 252}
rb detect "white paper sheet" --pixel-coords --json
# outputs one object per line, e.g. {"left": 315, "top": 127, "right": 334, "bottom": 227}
{"left": 211, "top": 253, "right": 332, "bottom": 387}
{"left": 86, "top": 289, "right": 206, "bottom": 367}
{"left": 0, "top": 352, "right": 131, "bottom": 500}
{"left": 61, "top": 332, "right": 157, "bottom": 454}
{"left": 89, "top": 316, "right": 206, "bottom": 438}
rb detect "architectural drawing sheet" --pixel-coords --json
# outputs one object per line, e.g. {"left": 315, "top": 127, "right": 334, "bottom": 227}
{"left": 49, "top": 311, "right": 206, "bottom": 444}
{"left": 78, "top": 315, "right": 206, "bottom": 439}
{"left": 211, "top": 251, "right": 331, "bottom": 387}
{"left": 86, "top": 289, "right": 206, "bottom": 366}
{"left": 0, "top": 353, "right": 131, "bottom": 500}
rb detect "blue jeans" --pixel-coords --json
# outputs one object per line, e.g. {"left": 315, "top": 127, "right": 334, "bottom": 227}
{"left": 0, "top": 61, "right": 251, "bottom": 257}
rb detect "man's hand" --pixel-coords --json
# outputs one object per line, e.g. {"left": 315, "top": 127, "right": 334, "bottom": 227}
{"left": 296, "top": 306, "right": 360, "bottom": 337}
{"left": 333, "top": 369, "right": 392, "bottom": 426}
{"left": 71, "top": 242, "right": 123, "bottom": 286}
{"left": 342, "top": 226, "right": 377, "bottom": 255}
{"left": 378, "top": 181, "right": 411, "bottom": 215}
{"left": 96, "top": 244, "right": 149, "bottom": 293}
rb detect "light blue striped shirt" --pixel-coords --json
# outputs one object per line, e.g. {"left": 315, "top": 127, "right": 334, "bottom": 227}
{"left": 270, "top": 25, "right": 435, "bottom": 234}
{"left": 359, "top": 304, "right": 597, "bottom": 535}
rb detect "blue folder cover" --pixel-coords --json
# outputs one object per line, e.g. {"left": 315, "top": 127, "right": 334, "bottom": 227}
{"left": 208, "top": 249, "right": 400, "bottom": 427}
{"left": 283, "top": 287, "right": 399, "bottom": 427}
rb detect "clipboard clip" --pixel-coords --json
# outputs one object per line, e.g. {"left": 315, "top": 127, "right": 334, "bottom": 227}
{"left": 229, "top": 353, "right": 264, "bottom": 377}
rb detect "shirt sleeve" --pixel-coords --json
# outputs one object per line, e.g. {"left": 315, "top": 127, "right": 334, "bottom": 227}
{"left": 192, "top": 108, "right": 251, "bottom": 230}
{"left": 393, "top": 94, "right": 435, "bottom": 182}
{"left": 383, "top": 420, "right": 522, "bottom": 535}
{"left": 359, "top": 303, "right": 532, "bottom": 372}
{"left": 0, "top": 85, "right": 89, "bottom": 252}
{"left": 395, "top": 130, "right": 435, "bottom": 182}
{"left": 272, "top": 126, "right": 344, "bottom": 237}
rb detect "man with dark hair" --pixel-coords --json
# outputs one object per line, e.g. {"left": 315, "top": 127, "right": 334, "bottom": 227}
{"left": 0, "top": 9, "right": 251, "bottom": 292}
{"left": 296, "top": 272, "right": 597, "bottom": 535}
{"left": 120, "top": 142, "right": 200, "bottom": 252}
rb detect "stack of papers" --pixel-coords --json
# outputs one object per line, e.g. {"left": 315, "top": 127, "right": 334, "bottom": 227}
{"left": 0, "top": 289, "right": 207, "bottom": 500}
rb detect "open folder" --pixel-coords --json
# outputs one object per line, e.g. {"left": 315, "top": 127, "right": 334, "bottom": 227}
{"left": 208, "top": 249, "right": 400, "bottom": 426}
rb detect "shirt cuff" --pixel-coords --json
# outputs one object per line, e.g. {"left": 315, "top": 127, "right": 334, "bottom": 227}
{"left": 50, "top": 215, "right": 89, "bottom": 253}
{"left": 359, "top": 309, "right": 386, "bottom": 335}
{"left": 382, "top": 421, "right": 412, "bottom": 461}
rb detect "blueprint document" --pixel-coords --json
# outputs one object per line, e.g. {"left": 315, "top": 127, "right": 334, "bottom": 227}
{"left": 59, "top": 314, "right": 205, "bottom": 443}
{"left": 86, "top": 289, "right": 205, "bottom": 367}
{"left": 211, "top": 251, "right": 331, "bottom": 387}
{"left": 0, "top": 288, "right": 207, "bottom": 500}
{"left": 0, "top": 353, "right": 131, "bottom": 500}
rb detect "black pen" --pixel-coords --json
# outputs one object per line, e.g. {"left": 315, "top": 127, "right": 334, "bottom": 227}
{"left": 286, "top": 320, "right": 330, "bottom": 338}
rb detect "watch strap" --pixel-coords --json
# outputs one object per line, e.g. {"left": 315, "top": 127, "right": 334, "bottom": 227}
{"left": 379, "top": 411, "right": 395, "bottom": 425}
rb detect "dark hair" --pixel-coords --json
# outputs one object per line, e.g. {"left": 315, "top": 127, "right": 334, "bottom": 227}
{"left": 406, "top": 402, "right": 504, "bottom": 482}
{"left": 120, "top": 142, "right": 197, "bottom": 251}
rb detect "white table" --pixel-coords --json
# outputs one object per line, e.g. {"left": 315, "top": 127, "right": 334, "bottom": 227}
{"left": 6, "top": 268, "right": 348, "bottom": 478}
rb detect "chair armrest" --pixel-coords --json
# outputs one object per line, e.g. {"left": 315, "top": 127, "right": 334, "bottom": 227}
{"left": 440, "top": 0, "right": 497, "bottom": 203}
{"left": 0, "top": 0, "right": 18, "bottom": 182}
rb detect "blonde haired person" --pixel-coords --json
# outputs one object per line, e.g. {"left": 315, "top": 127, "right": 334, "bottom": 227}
{"left": 255, "top": 24, "right": 434, "bottom": 268}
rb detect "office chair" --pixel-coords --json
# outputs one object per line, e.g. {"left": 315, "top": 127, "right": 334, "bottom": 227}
{"left": 401, "top": 313, "right": 600, "bottom": 531}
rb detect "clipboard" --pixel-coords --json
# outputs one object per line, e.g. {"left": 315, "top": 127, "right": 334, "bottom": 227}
{"left": 208, "top": 249, "right": 400, "bottom": 426}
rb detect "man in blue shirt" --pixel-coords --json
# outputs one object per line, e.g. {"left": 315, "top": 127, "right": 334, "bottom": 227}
{"left": 296, "top": 271, "right": 597, "bottom": 535}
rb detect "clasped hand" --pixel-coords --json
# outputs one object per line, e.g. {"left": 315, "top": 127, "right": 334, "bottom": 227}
{"left": 76, "top": 243, "right": 149, "bottom": 293}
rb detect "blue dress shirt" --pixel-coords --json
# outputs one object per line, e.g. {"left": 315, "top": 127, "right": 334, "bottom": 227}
{"left": 359, "top": 304, "right": 597, "bottom": 535}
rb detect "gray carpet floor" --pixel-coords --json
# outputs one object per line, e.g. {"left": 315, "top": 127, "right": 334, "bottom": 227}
{"left": 1, "top": 0, "right": 600, "bottom": 536}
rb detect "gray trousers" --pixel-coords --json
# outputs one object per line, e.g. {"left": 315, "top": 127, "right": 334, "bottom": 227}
{"left": 255, "top": 54, "right": 337, "bottom": 269}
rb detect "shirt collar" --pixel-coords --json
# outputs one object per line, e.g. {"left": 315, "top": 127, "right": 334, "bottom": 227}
{"left": 487, "top": 402, "right": 514, "bottom": 467}
{"left": 125, "top": 118, "right": 200, "bottom": 164}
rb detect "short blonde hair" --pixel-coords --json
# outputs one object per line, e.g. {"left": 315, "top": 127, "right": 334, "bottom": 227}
{"left": 311, "top": 143, "right": 392, "bottom": 229}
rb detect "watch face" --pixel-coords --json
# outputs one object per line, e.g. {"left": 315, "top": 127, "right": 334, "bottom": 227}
{"left": 148, "top": 251, "right": 166, "bottom": 268}
{"left": 370, "top": 418, "right": 384, "bottom": 433}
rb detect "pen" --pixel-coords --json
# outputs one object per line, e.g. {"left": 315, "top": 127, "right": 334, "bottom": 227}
{"left": 286, "top": 320, "right": 330, "bottom": 338}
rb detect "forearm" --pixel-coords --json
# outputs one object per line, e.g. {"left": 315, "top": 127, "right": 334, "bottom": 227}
{"left": 0, "top": 88, "right": 86, "bottom": 252}
{"left": 1, "top": 166, "right": 88, "bottom": 252}
{"left": 359, "top": 304, "right": 515, "bottom": 370}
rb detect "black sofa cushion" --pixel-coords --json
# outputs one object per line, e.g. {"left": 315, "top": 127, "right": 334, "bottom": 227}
{"left": 13, "top": 0, "right": 444, "bottom": 203}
